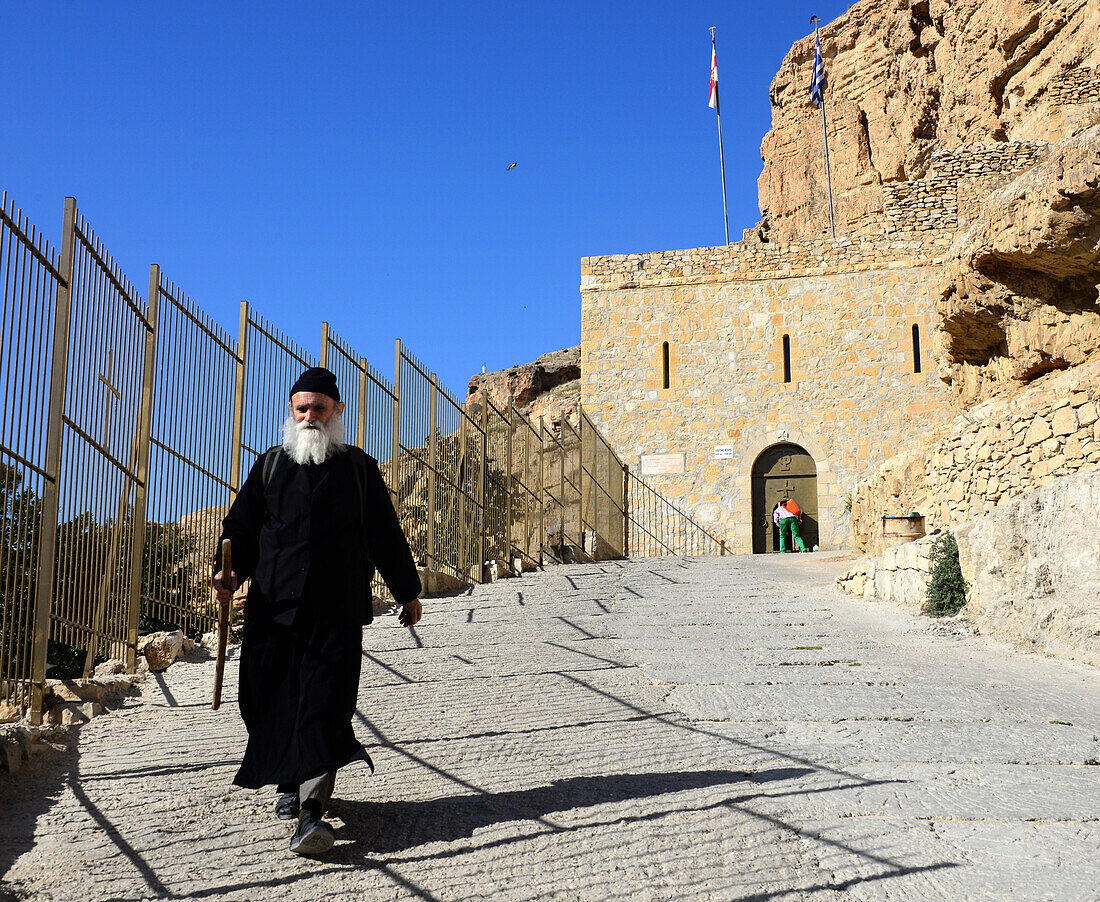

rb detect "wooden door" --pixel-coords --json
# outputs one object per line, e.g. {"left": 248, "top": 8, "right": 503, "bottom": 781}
{"left": 751, "top": 443, "right": 818, "bottom": 553}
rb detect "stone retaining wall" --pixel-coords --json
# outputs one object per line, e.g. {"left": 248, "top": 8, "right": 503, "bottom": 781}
{"left": 837, "top": 533, "right": 935, "bottom": 608}
{"left": 852, "top": 355, "right": 1100, "bottom": 554}
{"left": 1047, "top": 67, "right": 1100, "bottom": 106}
{"left": 884, "top": 143, "right": 1050, "bottom": 235}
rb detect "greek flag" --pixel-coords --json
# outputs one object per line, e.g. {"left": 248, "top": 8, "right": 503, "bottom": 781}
{"left": 809, "top": 33, "right": 825, "bottom": 107}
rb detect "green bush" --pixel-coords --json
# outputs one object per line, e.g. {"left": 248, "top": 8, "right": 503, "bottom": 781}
{"left": 925, "top": 531, "right": 968, "bottom": 617}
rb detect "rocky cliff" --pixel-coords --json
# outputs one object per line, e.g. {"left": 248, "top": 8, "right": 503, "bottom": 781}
{"left": 936, "top": 124, "right": 1100, "bottom": 407}
{"left": 465, "top": 346, "right": 580, "bottom": 426}
{"left": 757, "top": 0, "right": 1100, "bottom": 242}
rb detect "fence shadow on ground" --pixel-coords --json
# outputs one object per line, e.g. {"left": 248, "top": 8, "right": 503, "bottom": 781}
{"left": 0, "top": 736, "right": 80, "bottom": 899}
{"left": 330, "top": 768, "right": 753, "bottom": 856}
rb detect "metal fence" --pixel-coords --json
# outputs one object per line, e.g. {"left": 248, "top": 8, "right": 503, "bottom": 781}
{"left": 0, "top": 192, "right": 724, "bottom": 724}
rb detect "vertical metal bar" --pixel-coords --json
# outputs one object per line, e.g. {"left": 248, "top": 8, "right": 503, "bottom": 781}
{"left": 623, "top": 464, "right": 630, "bottom": 557}
{"left": 29, "top": 198, "right": 77, "bottom": 724}
{"left": 559, "top": 424, "right": 565, "bottom": 553}
{"left": 519, "top": 415, "right": 528, "bottom": 563}
{"left": 121, "top": 265, "right": 161, "bottom": 672}
{"left": 228, "top": 301, "right": 249, "bottom": 497}
{"left": 426, "top": 373, "right": 437, "bottom": 573}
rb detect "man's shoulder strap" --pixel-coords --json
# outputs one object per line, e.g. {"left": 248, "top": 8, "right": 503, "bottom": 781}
{"left": 262, "top": 447, "right": 283, "bottom": 488}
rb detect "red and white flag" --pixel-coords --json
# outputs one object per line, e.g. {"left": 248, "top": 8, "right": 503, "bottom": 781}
{"left": 708, "top": 43, "right": 718, "bottom": 109}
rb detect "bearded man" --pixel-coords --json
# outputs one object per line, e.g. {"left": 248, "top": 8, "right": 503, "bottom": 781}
{"left": 212, "top": 366, "right": 421, "bottom": 857}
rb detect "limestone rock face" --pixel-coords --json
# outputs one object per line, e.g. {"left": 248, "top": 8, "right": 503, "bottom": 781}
{"left": 955, "top": 469, "right": 1100, "bottom": 666}
{"left": 758, "top": 0, "right": 1100, "bottom": 242}
{"left": 935, "top": 125, "right": 1100, "bottom": 406}
{"left": 466, "top": 346, "right": 580, "bottom": 425}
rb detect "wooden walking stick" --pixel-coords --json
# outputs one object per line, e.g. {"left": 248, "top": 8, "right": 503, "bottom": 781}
{"left": 212, "top": 538, "right": 232, "bottom": 710}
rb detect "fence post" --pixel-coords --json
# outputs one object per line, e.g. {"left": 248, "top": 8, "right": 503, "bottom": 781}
{"left": 121, "top": 264, "right": 161, "bottom": 673}
{"left": 426, "top": 374, "right": 437, "bottom": 572}
{"left": 357, "top": 357, "right": 368, "bottom": 451}
{"left": 477, "top": 401, "right": 487, "bottom": 581}
{"left": 320, "top": 321, "right": 329, "bottom": 368}
{"left": 228, "top": 301, "right": 249, "bottom": 500}
{"left": 578, "top": 416, "right": 588, "bottom": 547}
{"left": 28, "top": 197, "right": 78, "bottom": 724}
{"left": 538, "top": 417, "right": 545, "bottom": 567}
{"left": 559, "top": 422, "right": 566, "bottom": 549}
{"left": 392, "top": 338, "right": 402, "bottom": 500}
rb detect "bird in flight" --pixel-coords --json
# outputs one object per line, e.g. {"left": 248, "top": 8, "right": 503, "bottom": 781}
{"left": 506, "top": 162, "right": 517, "bottom": 171}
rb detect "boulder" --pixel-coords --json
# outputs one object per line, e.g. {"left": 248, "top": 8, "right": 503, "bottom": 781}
{"left": 137, "top": 630, "right": 186, "bottom": 672}
{"left": 0, "top": 735, "right": 25, "bottom": 774}
{"left": 94, "top": 659, "right": 126, "bottom": 677}
{"left": 44, "top": 701, "right": 104, "bottom": 726}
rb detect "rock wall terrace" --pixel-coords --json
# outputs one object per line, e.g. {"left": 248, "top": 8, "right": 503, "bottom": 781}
{"left": 1047, "top": 66, "right": 1100, "bottom": 106}
{"left": 884, "top": 142, "right": 1050, "bottom": 235}
{"left": 852, "top": 356, "right": 1100, "bottom": 554}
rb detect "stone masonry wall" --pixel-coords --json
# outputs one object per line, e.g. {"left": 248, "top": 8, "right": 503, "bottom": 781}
{"left": 581, "top": 235, "right": 960, "bottom": 554}
{"left": 852, "top": 355, "right": 1100, "bottom": 553}
{"left": 884, "top": 143, "right": 1050, "bottom": 236}
{"left": 581, "top": 233, "right": 952, "bottom": 291}
{"left": 1047, "top": 67, "right": 1100, "bottom": 106}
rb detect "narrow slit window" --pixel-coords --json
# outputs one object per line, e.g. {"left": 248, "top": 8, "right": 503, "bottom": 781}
{"left": 661, "top": 341, "right": 671, "bottom": 389}
{"left": 912, "top": 324, "right": 922, "bottom": 373}
{"left": 782, "top": 334, "right": 792, "bottom": 383}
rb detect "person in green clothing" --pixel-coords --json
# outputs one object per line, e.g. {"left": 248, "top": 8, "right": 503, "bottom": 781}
{"left": 772, "top": 499, "right": 807, "bottom": 553}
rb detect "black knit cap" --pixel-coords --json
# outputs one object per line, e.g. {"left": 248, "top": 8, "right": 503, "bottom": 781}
{"left": 289, "top": 367, "right": 340, "bottom": 403}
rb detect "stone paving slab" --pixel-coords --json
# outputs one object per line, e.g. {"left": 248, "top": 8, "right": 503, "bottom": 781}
{"left": 2, "top": 552, "right": 1098, "bottom": 901}
{"left": 717, "top": 719, "right": 1099, "bottom": 765}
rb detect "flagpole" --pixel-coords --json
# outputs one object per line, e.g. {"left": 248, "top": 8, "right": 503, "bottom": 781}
{"left": 710, "top": 27, "right": 730, "bottom": 245}
{"left": 812, "top": 19, "right": 837, "bottom": 240}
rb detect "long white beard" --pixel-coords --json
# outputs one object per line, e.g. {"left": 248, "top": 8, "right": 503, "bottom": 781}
{"left": 282, "top": 414, "right": 346, "bottom": 466}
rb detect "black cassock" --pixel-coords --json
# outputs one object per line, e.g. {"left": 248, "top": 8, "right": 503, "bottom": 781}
{"left": 216, "top": 446, "right": 421, "bottom": 790}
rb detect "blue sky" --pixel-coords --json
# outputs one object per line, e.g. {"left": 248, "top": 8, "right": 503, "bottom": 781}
{"left": 3, "top": 1, "right": 850, "bottom": 394}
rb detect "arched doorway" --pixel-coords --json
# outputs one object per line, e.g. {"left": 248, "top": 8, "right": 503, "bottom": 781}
{"left": 751, "top": 443, "right": 818, "bottom": 553}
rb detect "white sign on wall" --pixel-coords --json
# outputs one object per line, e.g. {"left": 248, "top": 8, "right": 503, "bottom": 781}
{"left": 713, "top": 445, "right": 736, "bottom": 460}
{"left": 639, "top": 453, "right": 685, "bottom": 476}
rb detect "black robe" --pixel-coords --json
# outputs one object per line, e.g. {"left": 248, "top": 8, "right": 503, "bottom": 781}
{"left": 216, "top": 446, "right": 421, "bottom": 790}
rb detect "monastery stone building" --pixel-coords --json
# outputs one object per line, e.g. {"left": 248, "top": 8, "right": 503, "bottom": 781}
{"left": 581, "top": 233, "right": 956, "bottom": 553}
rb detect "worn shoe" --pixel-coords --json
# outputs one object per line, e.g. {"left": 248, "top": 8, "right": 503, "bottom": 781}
{"left": 289, "top": 810, "right": 335, "bottom": 857}
{"left": 275, "top": 792, "right": 299, "bottom": 820}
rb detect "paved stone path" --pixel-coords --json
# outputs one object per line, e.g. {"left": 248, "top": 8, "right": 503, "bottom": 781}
{"left": 2, "top": 554, "right": 1098, "bottom": 901}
